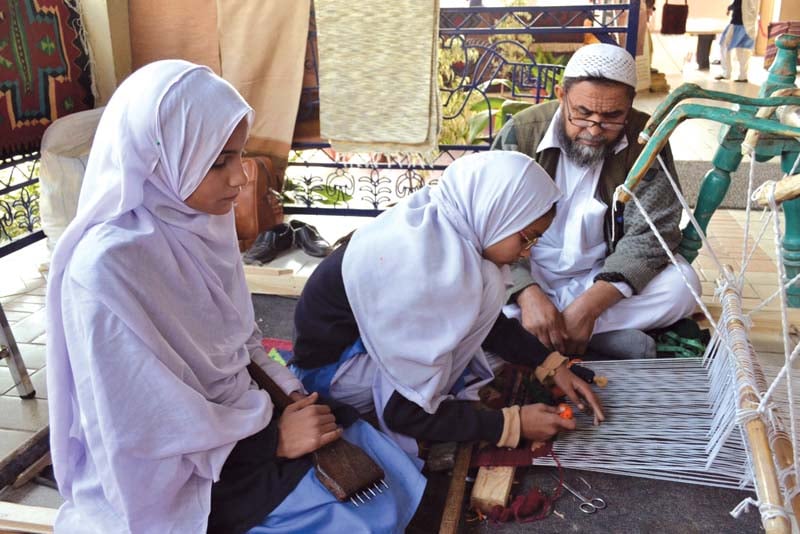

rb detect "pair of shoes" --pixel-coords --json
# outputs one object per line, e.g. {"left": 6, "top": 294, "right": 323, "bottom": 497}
{"left": 289, "top": 220, "right": 332, "bottom": 257}
{"left": 586, "top": 329, "right": 656, "bottom": 360}
{"left": 734, "top": 78, "right": 748, "bottom": 83}
{"left": 713, "top": 74, "right": 728, "bottom": 80}
{"left": 242, "top": 223, "right": 293, "bottom": 265}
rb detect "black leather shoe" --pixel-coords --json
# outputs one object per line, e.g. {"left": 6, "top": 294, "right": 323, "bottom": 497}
{"left": 242, "top": 223, "right": 294, "bottom": 265}
{"left": 289, "top": 219, "right": 332, "bottom": 257}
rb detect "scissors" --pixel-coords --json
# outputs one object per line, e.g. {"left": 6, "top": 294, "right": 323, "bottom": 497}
{"left": 551, "top": 473, "right": 607, "bottom": 514}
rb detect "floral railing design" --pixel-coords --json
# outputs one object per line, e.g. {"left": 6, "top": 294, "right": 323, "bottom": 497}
{"left": 0, "top": 153, "right": 43, "bottom": 258}
{"left": 285, "top": 3, "right": 639, "bottom": 216}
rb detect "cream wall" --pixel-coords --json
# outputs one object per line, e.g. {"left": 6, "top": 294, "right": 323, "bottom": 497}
{"left": 652, "top": 0, "right": 729, "bottom": 33}
{"left": 775, "top": 0, "right": 800, "bottom": 20}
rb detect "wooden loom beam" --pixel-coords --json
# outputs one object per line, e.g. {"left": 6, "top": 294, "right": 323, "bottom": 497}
{"left": 722, "top": 282, "right": 792, "bottom": 534}
{"left": 751, "top": 173, "right": 800, "bottom": 208}
{"left": 438, "top": 442, "right": 473, "bottom": 534}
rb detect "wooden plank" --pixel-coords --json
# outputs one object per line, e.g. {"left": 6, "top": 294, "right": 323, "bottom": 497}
{"left": 470, "top": 465, "right": 515, "bottom": 514}
{"left": 0, "top": 428, "right": 49, "bottom": 491}
{"left": 438, "top": 442, "right": 472, "bottom": 534}
{"left": 0, "top": 502, "right": 56, "bottom": 534}
{"left": 242, "top": 265, "right": 293, "bottom": 277}
{"left": 12, "top": 453, "right": 51, "bottom": 489}
{"left": 244, "top": 270, "right": 309, "bottom": 297}
{"left": 243, "top": 249, "right": 324, "bottom": 296}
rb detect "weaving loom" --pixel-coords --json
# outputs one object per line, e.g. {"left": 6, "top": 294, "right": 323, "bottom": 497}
{"left": 529, "top": 55, "right": 800, "bottom": 531}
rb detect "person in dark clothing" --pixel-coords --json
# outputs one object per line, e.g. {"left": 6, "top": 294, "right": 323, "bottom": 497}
{"left": 291, "top": 151, "right": 605, "bottom": 457}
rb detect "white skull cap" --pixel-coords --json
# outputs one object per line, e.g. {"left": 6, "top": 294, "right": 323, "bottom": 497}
{"left": 562, "top": 43, "right": 637, "bottom": 89}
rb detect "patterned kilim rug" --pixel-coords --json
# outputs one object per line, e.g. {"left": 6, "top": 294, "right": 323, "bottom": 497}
{"left": 0, "top": 0, "right": 94, "bottom": 158}
{"left": 261, "top": 337, "right": 293, "bottom": 366}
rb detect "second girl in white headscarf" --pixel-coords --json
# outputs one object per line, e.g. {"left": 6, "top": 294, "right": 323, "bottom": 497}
{"left": 292, "top": 151, "right": 605, "bottom": 456}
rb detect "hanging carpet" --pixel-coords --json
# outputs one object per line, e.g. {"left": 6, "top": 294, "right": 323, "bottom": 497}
{"left": 315, "top": 0, "right": 441, "bottom": 154}
{"left": 0, "top": 0, "right": 94, "bottom": 159}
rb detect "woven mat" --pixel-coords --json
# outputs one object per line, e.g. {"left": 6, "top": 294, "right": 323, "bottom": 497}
{"left": 315, "top": 0, "right": 441, "bottom": 154}
{"left": 0, "top": 0, "right": 94, "bottom": 158}
{"left": 674, "top": 159, "right": 785, "bottom": 209}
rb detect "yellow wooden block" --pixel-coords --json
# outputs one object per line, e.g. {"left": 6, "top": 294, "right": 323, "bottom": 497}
{"left": 470, "top": 466, "right": 515, "bottom": 513}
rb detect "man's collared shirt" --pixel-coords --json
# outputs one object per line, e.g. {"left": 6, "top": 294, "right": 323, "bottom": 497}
{"left": 528, "top": 107, "right": 633, "bottom": 307}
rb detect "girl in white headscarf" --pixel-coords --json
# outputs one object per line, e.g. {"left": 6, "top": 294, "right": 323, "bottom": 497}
{"left": 46, "top": 60, "right": 424, "bottom": 534}
{"left": 292, "top": 151, "right": 605, "bottom": 455}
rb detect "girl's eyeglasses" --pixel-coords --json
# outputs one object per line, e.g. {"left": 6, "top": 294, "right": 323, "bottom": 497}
{"left": 519, "top": 230, "right": 539, "bottom": 251}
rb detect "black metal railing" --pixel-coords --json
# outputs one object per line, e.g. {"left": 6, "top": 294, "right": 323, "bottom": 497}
{"left": 0, "top": 153, "right": 43, "bottom": 259}
{"left": 285, "top": 2, "right": 639, "bottom": 216}
{"left": 0, "top": 4, "right": 642, "bottom": 256}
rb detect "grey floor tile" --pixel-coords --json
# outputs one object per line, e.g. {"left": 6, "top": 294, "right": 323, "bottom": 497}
{"left": 23, "top": 277, "right": 46, "bottom": 290}
{"left": 0, "top": 367, "right": 16, "bottom": 394}
{"left": 4, "top": 369, "right": 47, "bottom": 399}
{"left": 30, "top": 332, "right": 47, "bottom": 345}
{"left": 25, "top": 286, "right": 47, "bottom": 297}
{"left": 1, "top": 482, "right": 63, "bottom": 509}
{"left": 2, "top": 301, "right": 43, "bottom": 313}
{"left": 14, "top": 294, "right": 46, "bottom": 305}
{"left": 0, "top": 397, "right": 49, "bottom": 432}
{"left": 1, "top": 344, "right": 47, "bottom": 370}
{"left": 0, "top": 428, "right": 34, "bottom": 458}
{"left": 9, "top": 309, "right": 46, "bottom": 344}
{"left": 0, "top": 280, "right": 30, "bottom": 300}
{"left": 2, "top": 310, "right": 30, "bottom": 323}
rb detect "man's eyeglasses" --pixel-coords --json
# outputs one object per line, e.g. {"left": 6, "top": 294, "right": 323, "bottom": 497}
{"left": 519, "top": 230, "right": 539, "bottom": 251}
{"left": 564, "top": 97, "right": 627, "bottom": 132}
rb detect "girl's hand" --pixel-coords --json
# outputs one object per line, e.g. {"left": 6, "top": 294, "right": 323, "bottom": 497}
{"left": 552, "top": 366, "right": 606, "bottom": 425}
{"left": 276, "top": 392, "right": 343, "bottom": 459}
{"left": 520, "top": 403, "right": 576, "bottom": 441}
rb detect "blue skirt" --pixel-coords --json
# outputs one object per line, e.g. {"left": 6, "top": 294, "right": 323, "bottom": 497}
{"left": 290, "top": 338, "right": 367, "bottom": 399}
{"left": 720, "top": 24, "right": 754, "bottom": 50}
{"left": 247, "top": 420, "right": 426, "bottom": 534}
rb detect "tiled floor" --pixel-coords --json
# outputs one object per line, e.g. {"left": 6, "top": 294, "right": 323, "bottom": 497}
{"left": 0, "top": 241, "right": 49, "bottom": 463}
{"left": 0, "top": 30, "right": 798, "bottom": 523}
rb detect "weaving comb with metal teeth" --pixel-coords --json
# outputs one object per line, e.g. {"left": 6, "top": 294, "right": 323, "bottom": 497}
{"left": 247, "top": 362, "right": 387, "bottom": 505}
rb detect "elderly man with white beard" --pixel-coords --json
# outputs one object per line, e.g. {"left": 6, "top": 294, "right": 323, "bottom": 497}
{"left": 492, "top": 43, "right": 701, "bottom": 359}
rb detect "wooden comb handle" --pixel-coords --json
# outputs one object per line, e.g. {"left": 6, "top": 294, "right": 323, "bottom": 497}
{"left": 247, "top": 362, "right": 291, "bottom": 410}
{"left": 246, "top": 361, "right": 386, "bottom": 501}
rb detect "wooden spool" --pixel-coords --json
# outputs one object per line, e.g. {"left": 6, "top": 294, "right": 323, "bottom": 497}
{"left": 751, "top": 173, "right": 800, "bottom": 207}
{"left": 741, "top": 88, "right": 800, "bottom": 155}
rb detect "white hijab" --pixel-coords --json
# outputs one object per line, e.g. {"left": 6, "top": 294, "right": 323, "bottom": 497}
{"left": 46, "top": 60, "right": 271, "bottom": 532}
{"left": 342, "top": 151, "right": 562, "bottom": 414}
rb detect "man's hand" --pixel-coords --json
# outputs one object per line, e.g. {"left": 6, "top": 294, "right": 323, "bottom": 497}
{"left": 519, "top": 403, "right": 576, "bottom": 441}
{"left": 552, "top": 365, "right": 606, "bottom": 425}
{"left": 276, "top": 392, "right": 343, "bottom": 459}
{"left": 518, "top": 284, "right": 568, "bottom": 353}
{"left": 561, "top": 300, "right": 597, "bottom": 355}
{"left": 561, "top": 281, "right": 624, "bottom": 355}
